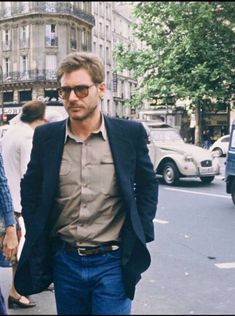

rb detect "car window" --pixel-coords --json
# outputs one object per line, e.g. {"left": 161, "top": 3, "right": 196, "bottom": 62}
{"left": 230, "top": 131, "right": 235, "bottom": 149}
{"left": 150, "top": 129, "right": 184, "bottom": 142}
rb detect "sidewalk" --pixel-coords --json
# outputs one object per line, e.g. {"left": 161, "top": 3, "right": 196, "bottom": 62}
{"left": 1, "top": 268, "right": 56, "bottom": 315}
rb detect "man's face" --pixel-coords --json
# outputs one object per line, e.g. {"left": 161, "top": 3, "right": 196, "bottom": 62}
{"left": 60, "top": 68, "right": 105, "bottom": 121}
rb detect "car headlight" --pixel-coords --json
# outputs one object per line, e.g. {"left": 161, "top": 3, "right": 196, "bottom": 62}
{"left": 184, "top": 154, "right": 194, "bottom": 162}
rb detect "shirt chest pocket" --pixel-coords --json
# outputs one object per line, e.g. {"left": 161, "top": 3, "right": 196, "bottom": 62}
{"left": 99, "top": 156, "right": 118, "bottom": 195}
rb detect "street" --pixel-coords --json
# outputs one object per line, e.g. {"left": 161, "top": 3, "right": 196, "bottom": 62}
{"left": 1, "top": 158, "right": 235, "bottom": 315}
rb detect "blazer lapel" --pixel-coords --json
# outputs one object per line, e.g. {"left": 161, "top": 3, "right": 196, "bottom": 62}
{"left": 104, "top": 117, "right": 136, "bottom": 199}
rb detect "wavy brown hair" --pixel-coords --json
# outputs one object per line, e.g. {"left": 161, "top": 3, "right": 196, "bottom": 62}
{"left": 57, "top": 52, "right": 105, "bottom": 84}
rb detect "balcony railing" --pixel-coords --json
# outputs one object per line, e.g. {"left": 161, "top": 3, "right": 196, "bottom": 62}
{"left": 1, "top": 3, "right": 95, "bottom": 26}
{"left": 0, "top": 69, "right": 58, "bottom": 83}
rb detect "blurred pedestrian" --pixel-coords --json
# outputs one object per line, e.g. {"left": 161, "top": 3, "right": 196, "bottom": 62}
{"left": 0, "top": 153, "right": 18, "bottom": 315}
{"left": 1, "top": 100, "right": 47, "bottom": 308}
{"left": 15, "top": 52, "right": 159, "bottom": 315}
{"left": 202, "top": 129, "right": 211, "bottom": 149}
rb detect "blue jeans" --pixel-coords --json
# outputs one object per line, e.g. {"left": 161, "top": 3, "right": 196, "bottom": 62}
{"left": 52, "top": 245, "right": 132, "bottom": 315}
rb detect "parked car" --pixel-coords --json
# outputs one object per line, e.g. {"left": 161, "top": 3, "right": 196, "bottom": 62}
{"left": 210, "top": 134, "right": 229, "bottom": 157}
{"left": 225, "top": 122, "right": 235, "bottom": 205}
{"left": 141, "top": 121, "right": 220, "bottom": 185}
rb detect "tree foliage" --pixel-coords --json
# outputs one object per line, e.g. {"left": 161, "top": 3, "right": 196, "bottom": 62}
{"left": 114, "top": 2, "right": 235, "bottom": 110}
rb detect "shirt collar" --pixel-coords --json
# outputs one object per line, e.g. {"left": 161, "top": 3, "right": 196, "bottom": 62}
{"left": 64, "top": 113, "right": 107, "bottom": 143}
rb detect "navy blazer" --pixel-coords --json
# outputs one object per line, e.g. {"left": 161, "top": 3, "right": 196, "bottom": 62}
{"left": 15, "top": 116, "right": 158, "bottom": 300}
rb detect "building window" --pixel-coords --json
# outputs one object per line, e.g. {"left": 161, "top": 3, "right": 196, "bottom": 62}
{"left": 3, "top": 2, "right": 11, "bottom": 17}
{"left": 46, "top": 55, "right": 57, "bottom": 79}
{"left": 3, "top": 91, "right": 13, "bottom": 103}
{"left": 20, "top": 25, "right": 29, "bottom": 48}
{"left": 44, "top": 89, "right": 59, "bottom": 101}
{"left": 4, "top": 58, "right": 10, "bottom": 77}
{"left": 81, "top": 28, "right": 85, "bottom": 45}
{"left": 70, "top": 27, "right": 77, "bottom": 49}
{"left": 19, "top": 90, "right": 32, "bottom": 103}
{"left": 20, "top": 55, "right": 28, "bottom": 78}
{"left": 5, "top": 30, "right": 9, "bottom": 45}
{"left": 99, "top": 22, "right": 103, "bottom": 38}
{"left": 93, "top": 41, "right": 96, "bottom": 54}
{"left": 21, "top": 25, "right": 27, "bottom": 42}
{"left": 99, "top": 44, "right": 103, "bottom": 60}
{"left": 45, "top": 24, "right": 58, "bottom": 47}
{"left": 46, "top": 2, "right": 56, "bottom": 12}
{"left": 20, "top": 2, "right": 29, "bottom": 13}
{"left": 106, "top": 25, "right": 110, "bottom": 41}
{"left": 99, "top": 2, "right": 104, "bottom": 17}
{"left": 81, "top": 28, "right": 87, "bottom": 50}
{"left": 106, "top": 46, "right": 111, "bottom": 64}
{"left": 106, "top": 71, "right": 111, "bottom": 90}
{"left": 2, "top": 29, "right": 11, "bottom": 51}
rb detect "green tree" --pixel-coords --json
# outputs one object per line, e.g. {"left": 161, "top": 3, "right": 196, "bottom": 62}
{"left": 115, "top": 1, "right": 235, "bottom": 144}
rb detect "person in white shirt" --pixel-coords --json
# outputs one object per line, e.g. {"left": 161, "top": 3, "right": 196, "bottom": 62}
{"left": 1, "top": 100, "right": 47, "bottom": 309}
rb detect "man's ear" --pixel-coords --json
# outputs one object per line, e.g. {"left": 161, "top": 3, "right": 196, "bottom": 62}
{"left": 97, "top": 82, "right": 106, "bottom": 97}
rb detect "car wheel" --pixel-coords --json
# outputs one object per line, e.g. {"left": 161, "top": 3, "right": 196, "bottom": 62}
{"left": 200, "top": 176, "right": 215, "bottom": 184}
{"left": 163, "top": 162, "right": 179, "bottom": 185}
{"left": 212, "top": 147, "right": 223, "bottom": 157}
{"left": 231, "top": 180, "right": 235, "bottom": 206}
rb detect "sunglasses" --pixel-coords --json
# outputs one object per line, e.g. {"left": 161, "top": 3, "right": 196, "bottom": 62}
{"left": 57, "top": 83, "right": 96, "bottom": 99}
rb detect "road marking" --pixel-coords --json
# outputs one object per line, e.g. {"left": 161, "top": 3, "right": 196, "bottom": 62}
{"left": 215, "top": 262, "right": 235, "bottom": 269}
{"left": 164, "top": 187, "right": 230, "bottom": 199}
{"left": 153, "top": 218, "right": 169, "bottom": 224}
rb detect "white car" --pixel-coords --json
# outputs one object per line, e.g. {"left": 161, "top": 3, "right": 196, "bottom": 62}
{"left": 143, "top": 121, "right": 220, "bottom": 185}
{"left": 210, "top": 134, "right": 229, "bottom": 157}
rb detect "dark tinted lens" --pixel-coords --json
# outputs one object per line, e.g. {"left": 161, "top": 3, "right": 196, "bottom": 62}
{"left": 58, "top": 85, "right": 93, "bottom": 99}
{"left": 58, "top": 87, "right": 71, "bottom": 99}
{"left": 73, "top": 85, "right": 89, "bottom": 98}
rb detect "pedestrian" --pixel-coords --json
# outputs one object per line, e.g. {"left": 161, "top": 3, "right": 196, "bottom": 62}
{"left": 1, "top": 100, "right": 48, "bottom": 309}
{"left": 202, "top": 129, "right": 211, "bottom": 149}
{"left": 0, "top": 153, "right": 18, "bottom": 315}
{"left": 14, "top": 52, "right": 159, "bottom": 315}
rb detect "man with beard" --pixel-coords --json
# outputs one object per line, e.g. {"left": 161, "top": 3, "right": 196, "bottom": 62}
{"left": 15, "top": 52, "right": 159, "bottom": 315}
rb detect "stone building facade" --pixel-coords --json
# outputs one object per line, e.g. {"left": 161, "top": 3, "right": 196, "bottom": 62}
{"left": 0, "top": 1, "right": 138, "bottom": 123}
{"left": 0, "top": 2, "right": 95, "bottom": 121}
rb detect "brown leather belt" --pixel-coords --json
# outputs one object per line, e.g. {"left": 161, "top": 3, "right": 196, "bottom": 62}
{"left": 62, "top": 240, "right": 120, "bottom": 256}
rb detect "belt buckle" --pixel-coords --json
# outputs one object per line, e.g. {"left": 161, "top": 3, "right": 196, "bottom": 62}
{"left": 111, "top": 245, "right": 119, "bottom": 251}
{"left": 77, "top": 247, "right": 87, "bottom": 256}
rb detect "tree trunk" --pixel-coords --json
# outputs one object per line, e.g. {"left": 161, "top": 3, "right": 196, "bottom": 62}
{"left": 195, "top": 104, "right": 202, "bottom": 146}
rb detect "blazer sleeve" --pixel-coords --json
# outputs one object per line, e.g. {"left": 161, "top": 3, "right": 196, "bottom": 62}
{"left": 20, "top": 128, "right": 43, "bottom": 231}
{"left": 134, "top": 123, "right": 159, "bottom": 243}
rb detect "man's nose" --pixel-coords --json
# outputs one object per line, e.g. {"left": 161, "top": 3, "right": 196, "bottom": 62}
{"left": 68, "top": 89, "right": 78, "bottom": 101}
